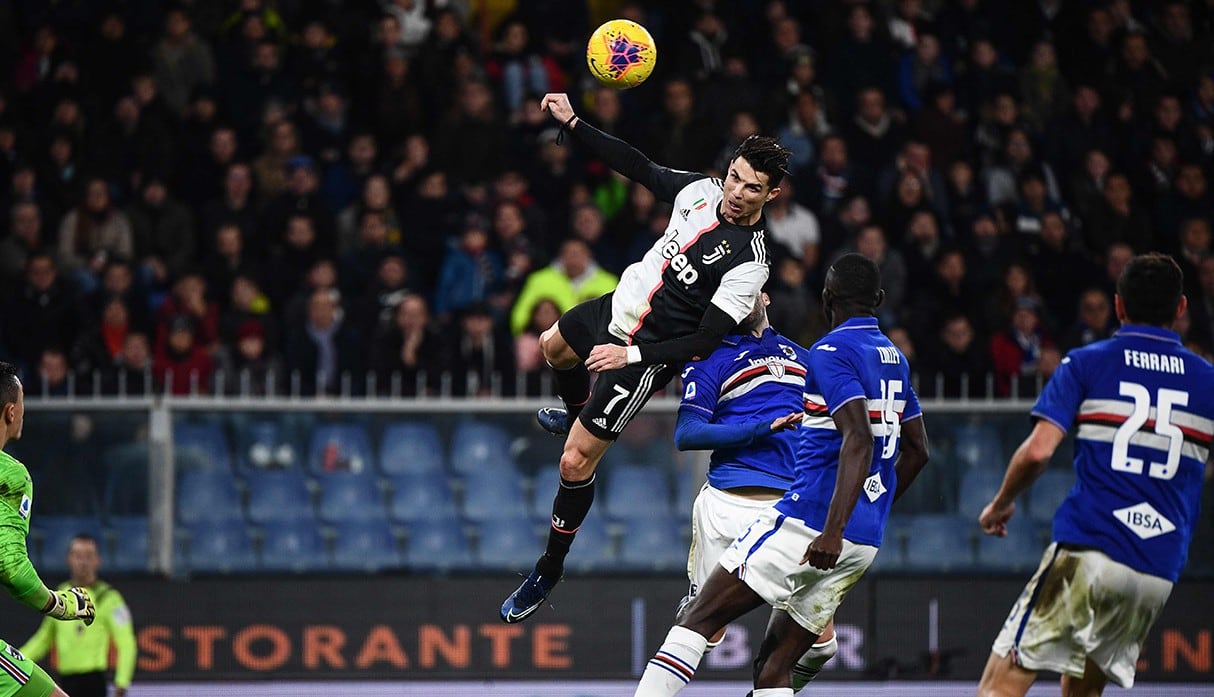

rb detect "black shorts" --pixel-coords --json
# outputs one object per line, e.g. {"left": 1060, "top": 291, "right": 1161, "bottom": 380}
{"left": 558, "top": 293, "right": 679, "bottom": 441}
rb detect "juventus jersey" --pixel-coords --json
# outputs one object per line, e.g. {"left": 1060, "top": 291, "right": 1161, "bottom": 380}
{"left": 608, "top": 176, "right": 770, "bottom": 345}
{"left": 1031, "top": 324, "right": 1214, "bottom": 581}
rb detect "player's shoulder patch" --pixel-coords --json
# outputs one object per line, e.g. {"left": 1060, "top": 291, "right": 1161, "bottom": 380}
{"left": 111, "top": 603, "right": 132, "bottom": 626}
{"left": 18, "top": 494, "right": 30, "bottom": 519}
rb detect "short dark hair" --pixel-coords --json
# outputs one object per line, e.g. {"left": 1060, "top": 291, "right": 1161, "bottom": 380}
{"left": 732, "top": 135, "right": 790, "bottom": 186}
{"left": 0, "top": 362, "right": 19, "bottom": 407}
{"left": 70, "top": 533, "right": 98, "bottom": 547}
{"left": 1117, "top": 253, "right": 1183, "bottom": 326}
{"left": 828, "top": 253, "right": 882, "bottom": 309}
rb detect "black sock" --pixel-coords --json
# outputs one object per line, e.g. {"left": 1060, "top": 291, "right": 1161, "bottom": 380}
{"left": 537, "top": 474, "right": 596, "bottom": 576}
{"left": 552, "top": 363, "right": 590, "bottom": 421}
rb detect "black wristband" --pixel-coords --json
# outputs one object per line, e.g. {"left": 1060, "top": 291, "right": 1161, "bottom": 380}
{"left": 556, "top": 114, "right": 578, "bottom": 145}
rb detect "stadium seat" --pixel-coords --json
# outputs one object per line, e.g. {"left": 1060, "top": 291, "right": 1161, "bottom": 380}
{"left": 868, "top": 515, "right": 910, "bottom": 573}
{"left": 173, "top": 421, "right": 232, "bottom": 471}
{"left": 673, "top": 470, "right": 703, "bottom": 520}
{"left": 331, "top": 519, "right": 402, "bottom": 572}
{"left": 951, "top": 423, "right": 1005, "bottom": 470}
{"left": 560, "top": 511, "right": 615, "bottom": 573}
{"left": 618, "top": 517, "right": 687, "bottom": 572}
{"left": 108, "top": 516, "right": 149, "bottom": 573}
{"left": 449, "top": 421, "right": 513, "bottom": 476}
{"left": 244, "top": 469, "right": 314, "bottom": 523}
{"left": 387, "top": 473, "right": 458, "bottom": 523}
{"left": 1028, "top": 468, "right": 1075, "bottom": 522}
{"left": 32, "top": 516, "right": 104, "bottom": 574}
{"left": 316, "top": 472, "right": 386, "bottom": 522}
{"left": 175, "top": 470, "right": 243, "bottom": 524}
{"left": 379, "top": 422, "right": 445, "bottom": 476}
{"left": 527, "top": 465, "right": 560, "bottom": 519}
{"left": 403, "top": 519, "right": 474, "bottom": 572}
{"left": 956, "top": 468, "right": 1007, "bottom": 521}
{"left": 461, "top": 466, "right": 529, "bottom": 521}
{"left": 604, "top": 465, "right": 672, "bottom": 519}
{"left": 903, "top": 514, "right": 975, "bottom": 571}
{"left": 103, "top": 444, "right": 149, "bottom": 516}
{"left": 976, "top": 518, "right": 1048, "bottom": 573}
{"left": 182, "top": 520, "right": 257, "bottom": 574}
{"left": 235, "top": 418, "right": 304, "bottom": 470}
{"left": 474, "top": 517, "right": 540, "bottom": 570}
{"left": 259, "top": 518, "right": 327, "bottom": 572}
{"left": 307, "top": 423, "right": 375, "bottom": 475}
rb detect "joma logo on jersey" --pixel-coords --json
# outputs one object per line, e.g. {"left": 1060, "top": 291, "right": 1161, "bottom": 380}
{"left": 1114, "top": 502, "right": 1176, "bottom": 540}
{"left": 661, "top": 239, "right": 699, "bottom": 285}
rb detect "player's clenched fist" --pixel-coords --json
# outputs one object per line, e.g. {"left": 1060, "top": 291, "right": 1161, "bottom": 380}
{"left": 540, "top": 93, "right": 577, "bottom": 127}
{"left": 43, "top": 586, "right": 96, "bottom": 626}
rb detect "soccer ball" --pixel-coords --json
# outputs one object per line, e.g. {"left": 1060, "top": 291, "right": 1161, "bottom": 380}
{"left": 586, "top": 19, "right": 657, "bottom": 89}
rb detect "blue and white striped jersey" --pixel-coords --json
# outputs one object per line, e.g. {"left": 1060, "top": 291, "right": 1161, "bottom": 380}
{"left": 776, "top": 317, "right": 922, "bottom": 547}
{"left": 1032, "top": 324, "right": 1214, "bottom": 582}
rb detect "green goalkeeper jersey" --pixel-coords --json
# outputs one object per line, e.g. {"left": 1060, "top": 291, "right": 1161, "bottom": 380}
{"left": 0, "top": 451, "right": 51, "bottom": 613}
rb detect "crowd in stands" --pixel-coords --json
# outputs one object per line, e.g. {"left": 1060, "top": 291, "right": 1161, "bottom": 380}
{"left": 1, "top": 0, "right": 1213, "bottom": 399}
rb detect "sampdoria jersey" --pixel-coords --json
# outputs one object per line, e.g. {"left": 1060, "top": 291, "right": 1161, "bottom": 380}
{"left": 607, "top": 175, "right": 770, "bottom": 346}
{"left": 776, "top": 317, "right": 922, "bottom": 547}
{"left": 1031, "top": 324, "right": 1214, "bottom": 582}
{"left": 679, "top": 328, "right": 808, "bottom": 491}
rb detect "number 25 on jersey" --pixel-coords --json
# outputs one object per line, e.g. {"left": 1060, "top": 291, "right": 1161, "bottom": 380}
{"left": 1111, "top": 381, "right": 1188, "bottom": 480}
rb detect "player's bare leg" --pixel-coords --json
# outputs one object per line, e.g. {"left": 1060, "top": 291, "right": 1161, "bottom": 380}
{"left": 1059, "top": 658, "right": 1108, "bottom": 697}
{"left": 635, "top": 567, "right": 766, "bottom": 695}
{"left": 753, "top": 609, "right": 819, "bottom": 694}
{"left": 537, "top": 324, "right": 589, "bottom": 435}
{"left": 976, "top": 651, "right": 1037, "bottom": 697}
{"left": 791, "top": 617, "right": 837, "bottom": 689}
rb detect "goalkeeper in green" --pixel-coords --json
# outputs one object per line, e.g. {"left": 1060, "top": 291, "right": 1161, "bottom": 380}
{"left": 0, "top": 362, "right": 96, "bottom": 697}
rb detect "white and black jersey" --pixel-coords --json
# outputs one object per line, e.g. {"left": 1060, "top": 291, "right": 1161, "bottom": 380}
{"left": 570, "top": 121, "right": 770, "bottom": 349}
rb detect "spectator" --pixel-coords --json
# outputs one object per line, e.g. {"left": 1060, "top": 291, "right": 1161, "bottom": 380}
{"left": 1177, "top": 218, "right": 1213, "bottom": 299}
{"left": 265, "top": 214, "right": 324, "bottom": 308}
{"left": 432, "top": 80, "right": 508, "bottom": 188}
{"left": 985, "top": 261, "right": 1045, "bottom": 337}
{"left": 983, "top": 128, "right": 1062, "bottom": 209}
{"left": 908, "top": 247, "right": 979, "bottom": 348}
{"left": 1059, "top": 288, "right": 1115, "bottom": 352}
{"left": 1010, "top": 171, "right": 1069, "bottom": 238}
{"left": 765, "top": 177, "right": 820, "bottom": 269}
{"left": 72, "top": 296, "right": 135, "bottom": 378}
{"left": 1153, "top": 164, "right": 1214, "bottom": 247}
{"left": 30, "top": 348, "right": 71, "bottom": 398}
{"left": 1018, "top": 40, "right": 1070, "bottom": 132}
{"left": 918, "top": 315, "right": 991, "bottom": 399}
{"left": 485, "top": 18, "right": 556, "bottom": 114}
{"left": 963, "top": 211, "right": 1018, "bottom": 296}
{"left": 911, "top": 83, "right": 970, "bottom": 169}
{"left": 901, "top": 210, "right": 944, "bottom": 289}
{"left": 285, "top": 287, "right": 360, "bottom": 396}
{"left": 839, "top": 224, "right": 906, "bottom": 328}
{"left": 299, "top": 85, "right": 350, "bottom": 167}
{"left": 57, "top": 178, "right": 135, "bottom": 294}
{"left": 1021, "top": 212, "right": 1096, "bottom": 327}
{"left": 510, "top": 239, "right": 618, "bottom": 336}
{"left": 336, "top": 173, "right": 400, "bottom": 255}
{"left": 1080, "top": 172, "right": 1153, "bottom": 255}
{"left": 215, "top": 319, "right": 282, "bottom": 396}
{"left": 285, "top": 258, "right": 339, "bottom": 329}
{"left": 380, "top": 0, "right": 432, "bottom": 56}
{"left": 219, "top": 275, "right": 274, "bottom": 353}
{"left": 642, "top": 77, "right": 719, "bottom": 173}
{"left": 828, "top": 4, "right": 893, "bottom": 114}
{"left": 101, "top": 332, "right": 152, "bottom": 396}
{"left": 155, "top": 273, "right": 220, "bottom": 354}
{"left": 434, "top": 217, "right": 503, "bottom": 319}
{"left": 844, "top": 88, "right": 906, "bottom": 175}
{"left": 4, "top": 252, "right": 78, "bottom": 370}
{"left": 368, "top": 293, "right": 443, "bottom": 396}
{"left": 340, "top": 210, "right": 401, "bottom": 298}
{"left": 262, "top": 155, "right": 336, "bottom": 255}
{"left": 372, "top": 51, "right": 424, "bottom": 148}
{"left": 92, "top": 259, "right": 152, "bottom": 333}
{"left": 200, "top": 162, "right": 259, "bottom": 251}
{"left": 0, "top": 202, "right": 50, "bottom": 285}
{"left": 445, "top": 302, "right": 516, "bottom": 397}
{"left": 764, "top": 257, "right": 823, "bottom": 348}
{"left": 202, "top": 223, "right": 262, "bottom": 308}
{"left": 804, "top": 134, "right": 862, "bottom": 218}
{"left": 325, "top": 134, "right": 383, "bottom": 218}
{"left": 943, "top": 160, "right": 986, "bottom": 236}
{"left": 955, "top": 38, "right": 1017, "bottom": 118}
{"left": 991, "top": 298, "right": 1055, "bottom": 397}
{"left": 568, "top": 202, "right": 623, "bottom": 275}
{"left": 153, "top": 315, "right": 215, "bottom": 396}
{"left": 252, "top": 120, "right": 301, "bottom": 200}
{"left": 127, "top": 176, "right": 196, "bottom": 284}
{"left": 896, "top": 31, "right": 952, "bottom": 112}
{"left": 515, "top": 297, "right": 561, "bottom": 395}
{"left": 777, "top": 91, "right": 828, "bottom": 179}
{"left": 354, "top": 253, "right": 413, "bottom": 338}
{"left": 1069, "top": 148, "right": 1112, "bottom": 224}
{"left": 1188, "top": 256, "right": 1214, "bottom": 353}
{"left": 152, "top": 8, "right": 216, "bottom": 116}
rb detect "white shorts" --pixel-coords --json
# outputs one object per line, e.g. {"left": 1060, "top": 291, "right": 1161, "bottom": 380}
{"left": 992, "top": 543, "right": 1173, "bottom": 688}
{"left": 686, "top": 484, "right": 782, "bottom": 601}
{"left": 716, "top": 507, "right": 877, "bottom": 635}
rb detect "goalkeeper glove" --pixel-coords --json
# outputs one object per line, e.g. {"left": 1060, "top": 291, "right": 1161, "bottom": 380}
{"left": 43, "top": 587, "right": 95, "bottom": 626}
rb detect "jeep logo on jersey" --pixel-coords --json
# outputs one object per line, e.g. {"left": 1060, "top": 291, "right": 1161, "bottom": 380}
{"left": 660, "top": 239, "right": 699, "bottom": 285}
{"left": 1113, "top": 502, "right": 1176, "bottom": 539}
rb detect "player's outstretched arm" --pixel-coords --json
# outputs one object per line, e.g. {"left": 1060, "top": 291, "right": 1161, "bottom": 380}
{"left": 674, "top": 407, "right": 800, "bottom": 451}
{"left": 803, "top": 399, "right": 873, "bottom": 570}
{"left": 0, "top": 535, "right": 95, "bottom": 625}
{"left": 540, "top": 93, "right": 701, "bottom": 203}
{"left": 979, "top": 420, "right": 1064, "bottom": 537}
{"left": 585, "top": 304, "right": 739, "bottom": 371}
{"left": 891, "top": 415, "right": 930, "bottom": 502}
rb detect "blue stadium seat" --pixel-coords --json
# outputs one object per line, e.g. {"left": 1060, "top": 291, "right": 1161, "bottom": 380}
{"left": 108, "top": 516, "right": 149, "bottom": 573}
{"left": 976, "top": 518, "right": 1048, "bottom": 573}
{"left": 259, "top": 518, "right": 327, "bottom": 572}
{"left": 951, "top": 423, "right": 1005, "bottom": 470}
{"left": 308, "top": 423, "right": 375, "bottom": 475}
{"left": 868, "top": 516, "right": 909, "bottom": 573}
{"left": 173, "top": 422, "right": 232, "bottom": 471}
{"left": 903, "top": 514, "right": 975, "bottom": 571}
{"left": 32, "top": 516, "right": 104, "bottom": 574}
{"left": 387, "top": 473, "right": 458, "bottom": 523}
{"left": 183, "top": 520, "right": 257, "bottom": 573}
{"left": 379, "top": 422, "right": 445, "bottom": 476}
{"left": 244, "top": 469, "right": 314, "bottom": 523}
{"left": 673, "top": 470, "right": 702, "bottom": 520}
{"left": 461, "top": 466, "right": 528, "bottom": 521}
{"left": 316, "top": 472, "right": 385, "bottom": 522}
{"left": 449, "top": 421, "right": 513, "bottom": 475}
{"left": 404, "top": 519, "right": 474, "bottom": 571}
{"left": 618, "top": 517, "right": 686, "bottom": 572}
{"left": 175, "top": 470, "right": 243, "bottom": 524}
{"left": 331, "top": 519, "right": 402, "bottom": 572}
{"left": 957, "top": 468, "right": 1008, "bottom": 521}
{"left": 103, "top": 444, "right": 149, "bottom": 516}
{"left": 604, "top": 465, "right": 672, "bottom": 519}
{"left": 528, "top": 465, "right": 560, "bottom": 519}
{"left": 561, "top": 511, "right": 615, "bottom": 573}
{"left": 1028, "top": 469, "right": 1075, "bottom": 522}
{"left": 235, "top": 418, "right": 303, "bottom": 470}
{"left": 474, "top": 517, "right": 539, "bottom": 570}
